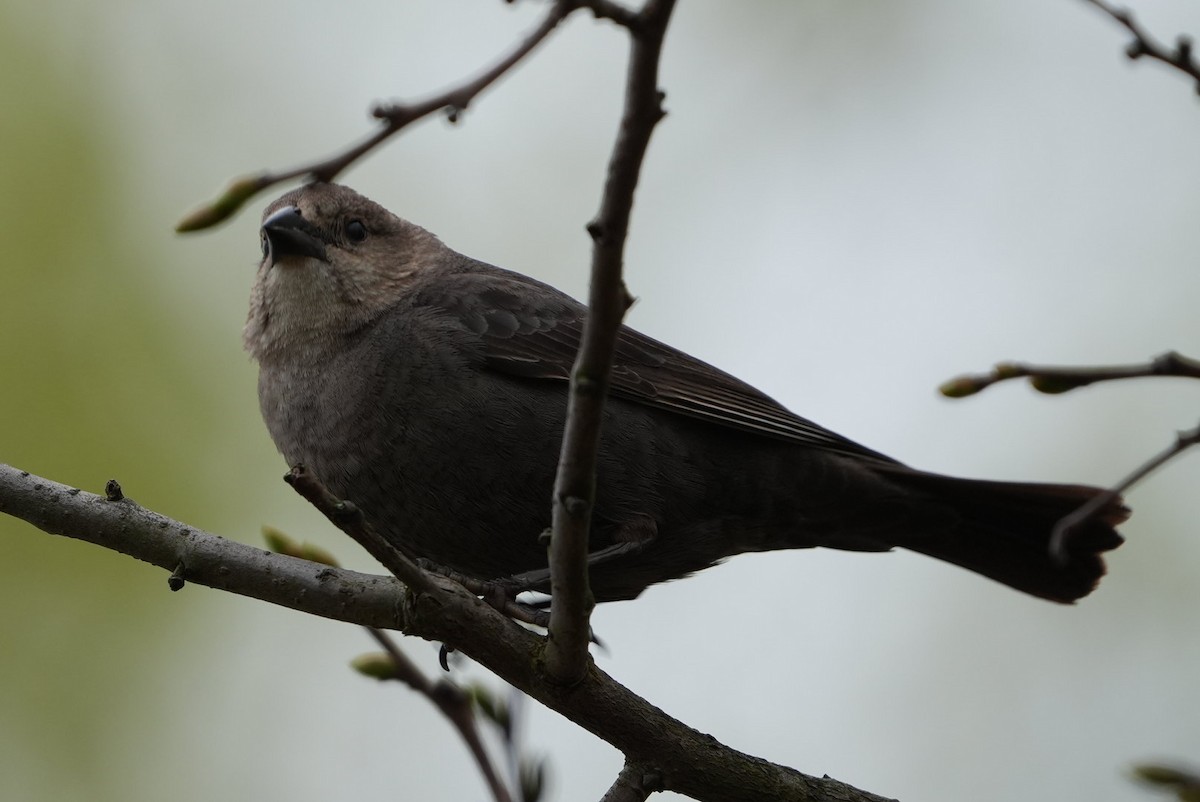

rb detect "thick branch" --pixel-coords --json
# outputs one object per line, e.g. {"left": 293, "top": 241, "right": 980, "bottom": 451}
{"left": 0, "top": 463, "right": 406, "bottom": 627}
{"left": 545, "top": 0, "right": 675, "bottom": 684}
{"left": 2, "top": 462, "right": 894, "bottom": 802}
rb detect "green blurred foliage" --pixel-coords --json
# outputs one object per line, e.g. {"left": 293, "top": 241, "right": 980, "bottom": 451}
{"left": 0, "top": 11, "right": 217, "bottom": 800}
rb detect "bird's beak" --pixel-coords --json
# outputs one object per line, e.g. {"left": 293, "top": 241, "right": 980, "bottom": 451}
{"left": 261, "top": 206, "right": 329, "bottom": 264}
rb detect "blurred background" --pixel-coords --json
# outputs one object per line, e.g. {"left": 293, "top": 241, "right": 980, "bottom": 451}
{"left": 3, "top": 1, "right": 1199, "bottom": 800}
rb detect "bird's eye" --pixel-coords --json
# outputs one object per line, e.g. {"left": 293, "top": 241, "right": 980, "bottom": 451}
{"left": 345, "top": 219, "right": 368, "bottom": 244}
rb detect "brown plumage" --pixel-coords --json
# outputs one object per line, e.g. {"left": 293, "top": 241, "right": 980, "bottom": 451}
{"left": 246, "top": 183, "right": 1127, "bottom": 604}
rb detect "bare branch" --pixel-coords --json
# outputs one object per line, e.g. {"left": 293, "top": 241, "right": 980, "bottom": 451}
{"left": 284, "top": 464, "right": 436, "bottom": 594}
{"left": 1081, "top": 0, "right": 1200, "bottom": 92}
{"left": 545, "top": 0, "right": 675, "bottom": 685}
{"left": 600, "top": 761, "right": 659, "bottom": 802}
{"left": 175, "top": 0, "right": 576, "bottom": 232}
{"left": 263, "top": 526, "right": 515, "bottom": 802}
{"left": 2, "top": 461, "right": 896, "bottom": 802}
{"left": 0, "top": 463, "right": 406, "bottom": 626}
{"left": 579, "top": 0, "right": 640, "bottom": 28}
{"left": 1051, "top": 421, "right": 1200, "bottom": 558}
{"left": 362, "top": 628, "right": 516, "bottom": 802}
{"left": 939, "top": 350, "right": 1200, "bottom": 398}
{"left": 941, "top": 351, "right": 1200, "bottom": 559}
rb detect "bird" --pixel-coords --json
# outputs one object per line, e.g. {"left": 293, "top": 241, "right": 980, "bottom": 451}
{"left": 245, "top": 182, "right": 1126, "bottom": 604}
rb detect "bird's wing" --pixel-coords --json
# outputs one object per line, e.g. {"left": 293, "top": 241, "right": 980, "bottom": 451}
{"left": 426, "top": 268, "right": 899, "bottom": 463}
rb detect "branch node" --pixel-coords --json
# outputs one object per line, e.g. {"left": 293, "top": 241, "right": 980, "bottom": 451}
{"left": 562, "top": 495, "right": 589, "bottom": 517}
{"left": 619, "top": 283, "right": 636, "bottom": 312}
{"left": 573, "top": 373, "right": 601, "bottom": 394}
{"left": 168, "top": 562, "right": 187, "bottom": 592}
{"left": 1177, "top": 35, "right": 1193, "bottom": 64}
{"left": 104, "top": 479, "right": 124, "bottom": 502}
{"left": 333, "top": 499, "right": 359, "bottom": 523}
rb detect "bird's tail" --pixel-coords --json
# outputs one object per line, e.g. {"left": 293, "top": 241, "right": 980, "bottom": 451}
{"left": 881, "top": 469, "right": 1128, "bottom": 603}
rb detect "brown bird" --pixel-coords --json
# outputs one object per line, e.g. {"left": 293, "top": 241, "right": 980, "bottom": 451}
{"left": 245, "top": 183, "right": 1126, "bottom": 604}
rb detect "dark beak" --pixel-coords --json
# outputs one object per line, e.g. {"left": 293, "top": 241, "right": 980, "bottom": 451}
{"left": 261, "top": 206, "right": 329, "bottom": 263}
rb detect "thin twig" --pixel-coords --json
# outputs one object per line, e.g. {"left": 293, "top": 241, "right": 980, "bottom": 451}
{"left": 1081, "top": 0, "right": 1200, "bottom": 92}
{"left": 580, "top": 0, "right": 640, "bottom": 28}
{"left": 939, "top": 350, "right": 1200, "bottom": 398}
{"left": 175, "top": 0, "right": 576, "bottom": 232}
{"left": 1051, "top": 421, "right": 1200, "bottom": 558}
{"left": 364, "top": 627, "right": 516, "bottom": 802}
{"left": 284, "top": 464, "right": 436, "bottom": 595}
{"left": 1131, "top": 762, "right": 1200, "bottom": 798}
{"left": 600, "top": 761, "right": 659, "bottom": 802}
{"left": 544, "top": 0, "right": 676, "bottom": 685}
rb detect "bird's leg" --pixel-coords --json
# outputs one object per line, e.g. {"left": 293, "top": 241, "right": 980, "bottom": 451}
{"left": 505, "top": 538, "right": 650, "bottom": 593}
{"left": 417, "top": 559, "right": 552, "bottom": 627}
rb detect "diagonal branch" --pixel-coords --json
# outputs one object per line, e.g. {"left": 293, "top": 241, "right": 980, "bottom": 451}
{"left": 544, "top": 0, "right": 676, "bottom": 685}
{"left": 284, "top": 464, "right": 436, "bottom": 594}
{"left": 361, "top": 628, "right": 516, "bottom": 802}
{"left": 1081, "top": 0, "right": 1200, "bottom": 92}
{"left": 1051, "top": 420, "right": 1200, "bottom": 558}
{"left": 2, "top": 461, "right": 897, "bottom": 802}
{"left": 175, "top": 0, "right": 577, "bottom": 233}
{"left": 941, "top": 351, "right": 1200, "bottom": 556}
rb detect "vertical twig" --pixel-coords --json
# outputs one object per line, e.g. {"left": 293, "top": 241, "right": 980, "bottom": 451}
{"left": 544, "top": 0, "right": 677, "bottom": 684}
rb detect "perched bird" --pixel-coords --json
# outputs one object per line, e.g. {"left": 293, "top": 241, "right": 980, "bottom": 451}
{"left": 246, "top": 183, "right": 1126, "bottom": 604}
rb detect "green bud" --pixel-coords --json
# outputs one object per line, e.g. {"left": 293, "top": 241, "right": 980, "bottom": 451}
{"left": 175, "top": 175, "right": 264, "bottom": 232}
{"left": 938, "top": 376, "right": 983, "bottom": 398}
{"left": 351, "top": 652, "right": 399, "bottom": 680}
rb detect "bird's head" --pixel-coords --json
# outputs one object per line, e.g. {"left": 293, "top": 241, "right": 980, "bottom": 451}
{"left": 245, "top": 183, "right": 444, "bottom": 363}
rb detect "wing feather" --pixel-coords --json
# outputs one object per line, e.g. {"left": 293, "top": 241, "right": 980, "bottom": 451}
{"left": 428, "top": 268, "right": 897, "bottom": 463}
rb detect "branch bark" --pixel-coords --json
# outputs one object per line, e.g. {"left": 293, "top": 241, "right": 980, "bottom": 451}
{"left": 0, "top": 462, "right": 896, "bottom": 802}
{"left": 545, "top": 0, "right": 675, "bottom": 685}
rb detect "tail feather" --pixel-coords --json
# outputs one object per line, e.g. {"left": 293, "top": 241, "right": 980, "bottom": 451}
{"left": 882, "top": 469, "right": 1128, "bottom": 603}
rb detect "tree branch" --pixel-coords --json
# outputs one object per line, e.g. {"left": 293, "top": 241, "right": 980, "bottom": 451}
{"left": 544, "top": 0, "right": 675, "bottom": 685}
{"left": 600, "top": 761, "right": 658, "bottom": 802}
{"left": 1081, "top": 0, "right": 1200, "bottom": 93}
{"left": 263, "top": 527, "right": 517, "bottom": 802}
{"left": 1, "top": 461, "right": 896, "bottom": 802}
{"left": 175, "top": 0, "right": 577, "bottom": 233}
{"left": 0, "top": 463, "right": 407, "bottom": 627}
{"left": 284, "top": 464, "right": 436, "bottom": 594}
{"left": 942, "top": 351, "right": 1200, "bottom": 556}
{"left": 1051, "top": 420, "right": 1200, "bottom": 558}
{"left": 939, "top": 350, "right": 1200, "bottom": 397}
{"left": 359, "top": 628, "right": 516, "bottom": 802}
